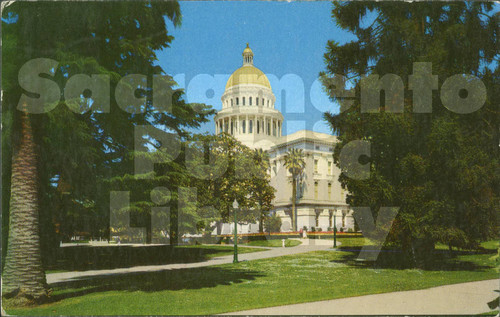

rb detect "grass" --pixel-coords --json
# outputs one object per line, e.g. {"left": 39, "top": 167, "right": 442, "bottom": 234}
{"left": 5, "top": 238, "right": 498, "bottom": 315}
{"left": 479, "top": 310, "right": 499, "bottom": 316}
{"left": 244, "top": 239, "right": 302, "bottom": 248}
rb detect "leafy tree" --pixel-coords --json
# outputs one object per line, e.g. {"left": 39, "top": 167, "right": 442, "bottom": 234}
{"left": 322, "top": 1, "right": 498, "bottom": 266}
{"left": 283, "top": 148, "right": 305, "bottom": 231}
{"left": 190, "top": 134, "right": 275, "bottom": 234}
{"left": 251, "top": 149, "right": 275, "bottom": 233}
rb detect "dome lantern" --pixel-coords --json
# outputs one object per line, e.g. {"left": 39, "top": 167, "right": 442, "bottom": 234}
{"left": 242, "top": 43, "right": 254, "bottom": 66}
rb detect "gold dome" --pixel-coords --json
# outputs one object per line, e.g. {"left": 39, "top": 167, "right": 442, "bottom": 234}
{"left": 225, "top": 65, "right": 271, "bottom": 89}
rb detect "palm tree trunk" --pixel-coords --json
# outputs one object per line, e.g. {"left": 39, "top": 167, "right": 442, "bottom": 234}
{"left": 3, "top": 111, "right": 48, "bottom": 300}
{"left": 291, "top": 177, "right": 297, "bottom": 231}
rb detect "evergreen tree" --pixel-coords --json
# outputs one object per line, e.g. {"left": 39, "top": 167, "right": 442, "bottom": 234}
{"left": 322, "top": 1, "right": 498, "bottom": 266}
{"left": 2, "top": 1, "right": 212, "bottom": 301}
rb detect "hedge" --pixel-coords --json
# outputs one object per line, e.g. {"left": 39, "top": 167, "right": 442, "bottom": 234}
{"left": 216, "top": 232, "right": 301, "bottom": 241}
{"left": 307, "top": 232, "right": 363, "bottom": 239}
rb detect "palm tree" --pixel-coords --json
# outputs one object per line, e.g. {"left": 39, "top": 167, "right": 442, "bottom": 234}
{"left": 254, "top": 149, "right": 270, "bottom": 171}
{"left": 3, "top": 111, "right": 48, "bottom": 300}
{"left": 283, "top": 148, "right": 305, "bottom": 231}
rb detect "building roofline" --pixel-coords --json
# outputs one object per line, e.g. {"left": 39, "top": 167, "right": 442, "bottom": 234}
{"left": 270, "top": 129, "right": 337, "bottom": 150}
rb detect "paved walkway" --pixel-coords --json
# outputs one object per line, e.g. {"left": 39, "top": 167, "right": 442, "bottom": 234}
{"left": 223, "top": 279, "right": 499, "bottom": 315}
{"left": 46, "top": 238, "right": 334, "bottom": 285}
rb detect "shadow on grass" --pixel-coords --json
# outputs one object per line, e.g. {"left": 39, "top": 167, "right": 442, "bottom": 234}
{"left": 332, "top": 245, "right": 496, "bottom": 271}
{"left": 48, "top": 266, "right": 264, "bottom": 303}
{"left": 45, "top": 245, "right": 238, "bottom": 271}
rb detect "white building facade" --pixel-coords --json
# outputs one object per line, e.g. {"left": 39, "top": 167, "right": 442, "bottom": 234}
{"left": 214, "top": 44, "right": 354, "bottom": 232}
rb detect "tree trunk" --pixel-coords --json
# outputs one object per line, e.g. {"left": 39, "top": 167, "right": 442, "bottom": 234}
{"left": 259, "top": 211, "right": 264, "bottom": 233}
{"left": 3, "top": 112, "right": 48, "bottom": 301}
{"left": 216, "top": 221, "right": 222, "bottom": 236}
{"left": 291, "top": 177, "right": 297, "bottom": 231}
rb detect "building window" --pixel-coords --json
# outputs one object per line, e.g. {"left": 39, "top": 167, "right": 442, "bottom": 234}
{"left": 262, "top": 98, "right": 264, "bottom": 106}
{"left": 236, "top": 98, "right": 239, "bottom": 106}
{"left": 243, "top": 97, "right": 245, "bottom": 106}
{"left": 267, "top": 100, "right": 269, "bottom": 107}
{"left": 328, "top": 161, "right": 332, "bottom": 175}
{"left": 267, "top": 122, "right": 271, "bottom": 135}
{"left": 273, "top": 122, "right": 276, "bottom": 136}
{"left": 328, "top": 183, "right": 332, "bottom": 200}
{"left": 242, "top": 120, "right": 246, "bottom": 133}
{"left": 231, "top": 122, "right": 233, "bottom": 135}
{"left": 314, "top": 181, "right": 318, "bottom": 199}
{"left": 315, "top": 145, "right": 320, "bottom": 150}
{"left": 249, "top": 97, "right": 252, "bottom": 105}
{"left": 249, "top": 120, "right": 253, "bottom": 133}
{"left": 257, "top": 120, "right": 260, "bottom": 134}
{"left": 256, "top": 97, "right": 259, "bottom": 106}
{"left": 314, "top": 159, "right": 318, "bottom": 173}
{"left": 329, "top": 147, "right": 333, "bottom": 152}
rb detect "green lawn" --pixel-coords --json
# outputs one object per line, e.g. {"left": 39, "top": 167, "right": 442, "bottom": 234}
{"left": 244, "top": 239, "right": 302, "bottom": 248}
{"left": 6, "top": 239, "right": 498, "bottom": 315}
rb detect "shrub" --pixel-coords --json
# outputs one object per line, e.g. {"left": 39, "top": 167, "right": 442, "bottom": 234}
{"left": 303, "top": 226, "right": 308, "bottom": 231}
{"left": 339, "top": 227, "right": 344, "bottom": 233}
{"left": 311, "top": 227, "right": 316, "bottom": 232}
{"left": 347, "top": 228, "right": 353, "bottom": 233}
{"left": 264, "top": 213, "right": 282, "bottom": 233}
{"left": 317, "top": 227, "right": 322, "bottom": 232}
{"left": 327, "top": 227, "right": 332, "bottom": 231}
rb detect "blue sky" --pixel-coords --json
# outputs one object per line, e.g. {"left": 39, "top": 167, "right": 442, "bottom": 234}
{"left": 156, "top": 1, "right": 359, "bottom": 135}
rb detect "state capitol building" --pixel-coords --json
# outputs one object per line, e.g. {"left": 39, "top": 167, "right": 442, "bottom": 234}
{"left": 214, "top": 44, "right": 354, "bottom": 233}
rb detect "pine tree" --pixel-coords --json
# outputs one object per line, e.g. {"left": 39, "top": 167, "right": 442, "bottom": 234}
{"left": 2, "top": 1, "right": 212, "bottom": 301}
{"left": 322, "top": 1, "right": 498, "bottom": 266}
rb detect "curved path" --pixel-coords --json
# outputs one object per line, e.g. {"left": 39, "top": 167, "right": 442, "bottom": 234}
{"left": 222, "top": 279, "right": 499, "bottom": 315}
{"left": 46, "top": 238, "right": 334, "bottom": 285}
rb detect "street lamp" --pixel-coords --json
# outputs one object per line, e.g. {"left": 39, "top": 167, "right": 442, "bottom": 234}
{"left": 233, "top": 199, "right": 239, "bottom": 263}
{"left": 333, "top": 209, "right": 337, "bottom": 248}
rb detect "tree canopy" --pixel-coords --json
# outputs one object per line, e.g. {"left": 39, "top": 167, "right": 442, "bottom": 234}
{"left": 2, "top": 0, "right": 213, "bottom": 300}
{"left": 322, "top": 1, "right": 498, "bottom": 266}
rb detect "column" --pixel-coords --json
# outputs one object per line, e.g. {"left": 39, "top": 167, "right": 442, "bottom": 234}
{"left": 253, "top": 116, "right": 256, "bottom": 136}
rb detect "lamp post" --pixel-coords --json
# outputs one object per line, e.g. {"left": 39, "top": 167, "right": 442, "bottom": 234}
{"left": 333, "top": 209, "right": 337, "bottom": 248}
{"left": 233, "top": 199, "right": 239, "bottom": 263}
